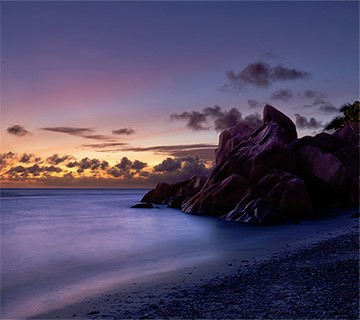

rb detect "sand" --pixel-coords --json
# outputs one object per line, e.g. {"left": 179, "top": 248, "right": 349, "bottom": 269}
{"left": 34, "top": 215, "right": 359, "bottom": 320}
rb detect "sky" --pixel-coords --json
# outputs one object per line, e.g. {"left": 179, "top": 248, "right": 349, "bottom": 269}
{"left": 1, "top": 1, "right": 359, "bottom": 188}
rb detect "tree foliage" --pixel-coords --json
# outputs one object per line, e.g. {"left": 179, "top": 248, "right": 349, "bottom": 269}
{"left": 324, "top": 100, "right": 359, "bottom": 131}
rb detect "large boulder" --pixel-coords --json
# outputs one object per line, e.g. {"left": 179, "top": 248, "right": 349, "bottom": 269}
{"left": 263, "top": 104, "right": 297, "bottom": 142}
{"left": 206, "top": 121, "right": 299, "bottom": 186}
{"left": 298, "top": 146, "right": 347, "bottom": 206}
{"left": 181, "top": 174, "right": 250, "bottom": 216}
{"left": 290, "top": 132, "right": 343, "bottom": 153}
{"left": 222, "top": 170, "right": 313, "bottom": 223}
{"left": 215, "top": 122, "right": 260, "bottom": 166}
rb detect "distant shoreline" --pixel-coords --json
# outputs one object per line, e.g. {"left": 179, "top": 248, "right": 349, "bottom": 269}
{"left": 35, "top": 216, "right": 359, "bottom": 319}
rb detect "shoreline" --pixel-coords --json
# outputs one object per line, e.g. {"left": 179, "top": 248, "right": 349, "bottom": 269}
{"left": 34, "top": 215, "right": 359, "bottom": 320}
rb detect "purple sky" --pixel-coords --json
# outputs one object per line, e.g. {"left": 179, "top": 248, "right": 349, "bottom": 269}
{"left": 1, "top": 1, "right": 359, "bottom": 187}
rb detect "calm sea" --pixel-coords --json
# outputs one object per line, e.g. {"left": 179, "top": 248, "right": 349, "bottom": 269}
{"left": 0, "top": 188, "right": 356, "bottom": 318}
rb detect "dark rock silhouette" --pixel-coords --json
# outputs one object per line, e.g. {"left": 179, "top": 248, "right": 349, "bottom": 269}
{"left": 138, "top": 105, "right": 359, "bottom": 223}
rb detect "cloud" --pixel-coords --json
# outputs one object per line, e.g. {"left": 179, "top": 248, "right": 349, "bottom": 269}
{"left": 47, "top": 154, "right": 72, "bottom": 165}
{"left": 7, "top": 125, "right": 30, "bottom": 137}
{"left": 247, "top": 99, "right": 262, "bottom": 109}
{"left": 302, "top": 90, "right": 327, "bottom": 100}
{"left": 19, "top": 153, "right": 33, "bottom": 163}
{"left": 294, "top": 113, "right": 323, "bottom": 129}
{"left": 300, "top": 90, "right": 338, "bottom": 114}
{"left": 1, "top": 151, "right": 212, "bottom": 188}
{"left": 131, "top": 160, "right": 147, "bottom": 171}
{"left": 243, "top": 113, "right": 262, "bottom": 128}
{"left": 170, "top": 106, "right": 242, "bottom": 131}
{"left": 271, "top": 89, "right": 294, "bottom": 101}
{"left": 170, "top": 111, "right": 208, "bottom": 131}
{"left": 41, "top": 127, "right": 94, "bottom": 135}
{"left": 220, "top": 61, "right": 310, "bottom": 91}
{"left": 41, "top": 127, "right": 113, "bottom": 141}
{"left": 154, "top": 157, "right": 182, "bottom": 172}
{"left": 80, "top": 142, "right": 217, "bottom": 161}
{"left": 319, "top": 105, "right": 339, "bottom": 114}
{"left": 112, "top": 128, "right": 136, "bottom": 135}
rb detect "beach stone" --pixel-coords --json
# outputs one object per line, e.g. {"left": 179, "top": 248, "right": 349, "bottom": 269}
{"left": 182, "top": 174, "right": 250, "bottom": 216}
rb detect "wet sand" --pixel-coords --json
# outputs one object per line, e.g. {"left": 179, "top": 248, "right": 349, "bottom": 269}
{"left": 35, "top": 216, "right": 359, "bottom": 320}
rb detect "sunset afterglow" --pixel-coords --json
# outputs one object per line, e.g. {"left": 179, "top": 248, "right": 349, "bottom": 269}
{"left": 1, "top": 1, "right": 358, "bottom": 187}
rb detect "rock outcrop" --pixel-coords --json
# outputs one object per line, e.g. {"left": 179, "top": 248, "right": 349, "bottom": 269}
{"left": 137, "top": 105, "right": 359, "bottom": 223}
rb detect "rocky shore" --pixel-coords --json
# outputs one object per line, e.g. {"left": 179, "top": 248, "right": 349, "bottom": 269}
{"left": 36, "top": 221, "right": 359, "bottom": 319}
{"left": 139, "top": 105, "right": 359, "bottom": 224}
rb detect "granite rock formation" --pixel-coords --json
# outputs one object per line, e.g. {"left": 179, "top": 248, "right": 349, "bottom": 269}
{"left": 139, "top": 105, "right": 359, "bottom": 223}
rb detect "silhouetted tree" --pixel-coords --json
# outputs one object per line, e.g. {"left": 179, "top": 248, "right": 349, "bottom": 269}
{"left": 324, "top": 100, "right": 359, "bottom": 131}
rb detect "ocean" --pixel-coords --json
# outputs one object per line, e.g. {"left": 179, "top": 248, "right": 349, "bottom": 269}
{"left": 0, "top": 188, "right": 356, "bottom": 319}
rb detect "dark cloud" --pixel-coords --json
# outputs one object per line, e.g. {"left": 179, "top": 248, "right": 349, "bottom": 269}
{"left": 170, "top": 106, "right": 242, "bottom": 131}
{"left": 81, "top": 134, "right": 114, "bottom": 141}
{"left": 0, "top": 152, "right": 16, "bottom": 165}
{"left": 302, "top": 90, "right": 326, "bottom": 100}
{"left": 78, "top": 157, "right": 108, "bottom": 170}
{"left": 243, "top": 113, "right": 262, "bottom": 128}
{"left": 41, "top": 127, "right": 113, "bottom": 141}
{"left": 300, "top": 91, "right": 338, "bottom": 113}
{"left": 66, "top": 161, "right": 79, "bottom": 168}
{"left": 220, "top": 61, "right": 310, "bottom": 91}
{"left": 19, "top": 153, "right": 33, "bottom": 163}
{"left": 28, "top": 164, "right": 42, "bottom": 176}
{"left": 7, "top": 125, "right": 30, "bottom": 137}
{"left": 319, "top": 105, "right": 339, "bottom": 114}
{"left": 47, "top": 154, "right": 72, "bottom": 165}
{"left": 271, "top": 89, "right": 294, "bottom": 101}
{"left": 294, "top": 113, "right": 323, "bottom": 129}
{"left": 8, "top": 166, "right": 27, "bottom": 173}
{"left": 115, "top": 157, "right": 132, "bottom": 170}
{"left": 154, "top": 157, "right": 182, "bottom": 172}
{"left": 170, "top": 111, "right": 208, "bottom": 131}
{"left": 112, "top": 128, "right": 136, "bottom": 135}
{"left": 131, "top": 160, "right": 147, "bottom": 171}
{"left": 247, "top": 99, "right": 262, "bottom": 109}
{"left": 41, "top": 127, "right": 94, "bottom": 135}
{"left": 81, "top": 142, "right": 128, "bottom": 149}
{"left": 81, "top": 142, "right": 217, "bottom": 161}
{"left": 44, "top": 165, "right": 62, "bottom": 173}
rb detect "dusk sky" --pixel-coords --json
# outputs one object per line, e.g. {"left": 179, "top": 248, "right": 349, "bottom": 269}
{"left": 1, "top": 1, "right": 359, "bottom": 188}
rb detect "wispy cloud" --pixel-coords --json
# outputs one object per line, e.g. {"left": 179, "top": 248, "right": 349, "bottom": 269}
{"left": 271, "top": 89, "right": 294, "bottom": 101}
{"left": 294, "top": 113, "right": 322, "bottom": 129}
{"left": 7, "top": 125, "right": 31, "bottom": 137}
{"left": 220, "top": 61, "right": 311, "bottom": 92}
{"left": 300, "top": 90, "right": 339, "bottom": 114}
{"left": 41, "top": 127, "right": 94, "bottom": 135}
{"left": 112, "top": 128, "right": 136, "bottom": 135}
{"left": 41, "top": 127, "right": 114, "bottom": 140}
{"left": 247, "top": 99, "right": 262, "bottom": 109}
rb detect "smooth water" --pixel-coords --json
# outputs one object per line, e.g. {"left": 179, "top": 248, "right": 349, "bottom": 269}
{"left": 0, "top": 188, "right": 356, "bottom": 319}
